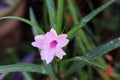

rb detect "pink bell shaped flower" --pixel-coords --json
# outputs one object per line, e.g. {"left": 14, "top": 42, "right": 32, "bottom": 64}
{"left": 32, "top": 28, "right": 69, "bottom": 64}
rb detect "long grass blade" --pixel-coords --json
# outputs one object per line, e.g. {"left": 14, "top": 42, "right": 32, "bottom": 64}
{"left": 67, "top": 0, "right": 116, "bottom": 39}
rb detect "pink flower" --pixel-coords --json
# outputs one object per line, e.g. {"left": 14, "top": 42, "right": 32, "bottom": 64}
{"left": 32, "top": 28, "right": 69, "bottom": 64}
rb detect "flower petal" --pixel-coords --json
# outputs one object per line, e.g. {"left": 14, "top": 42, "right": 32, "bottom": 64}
{"left": 31, "top": 40, "right": 45, "bottom": 49}
{"left": 55, "top": 48, "right": 66, "bottom": 59}
{"left": 41, "top": 49, "right": 55, "bottom": 64}
{"left": 57, "top": 34, "right": 69, "bottom": 48}
{"left": 45, "top": 29, "right": 57, "bottom": 43}
{"left": 35, "top": 35, "right": 44, "bottom": 40}
{"left": 50, "top": 28, "right": 57, "bottom": 35}
{"left": 32, "top": 35, "right": 46, "bottom": 49}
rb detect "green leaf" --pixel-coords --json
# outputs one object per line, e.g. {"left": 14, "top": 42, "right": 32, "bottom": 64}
{"left": 66, "top": 37, "right": 120, "bottom": 76}
{"left": 56, "top": 0, "right": 63, "bottom": 34}
{"left": 44, "top": 63, "right": 56, "bottom": 80}
{"left": 67, "top": 0, "right": 116, "bottom": 39}
{"left": 46, "top": 0, "right": 57, "bottom": 27}
{"left": 0, "top": 63, "right": 46, "bottom": 74}
{"left": 0, "top": 16, "right": 44, "bottom": 34}
{"left": 79, "top": 70, "right": 89, "bottom": 80}
{"left": 75, "top": 57, "right": 107, "bottom": 70}
{"left": 67, "top": 0, "right": 79, "bottom": 24}
{"left": 23, "top": 72, "right": 33, "bottom": 80}
{"left": 61, "top": 56, "right": 106, "bottom": 77}
{"left": 84, "top": 38, "right": 120, "bottom": 60}
{"left": 29, "top": 7, "right": 40, "bottom": 35}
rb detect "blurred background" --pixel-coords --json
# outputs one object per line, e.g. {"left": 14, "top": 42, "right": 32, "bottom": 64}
{"left": 0, "top": 0, "right": 120, "bottom": 80}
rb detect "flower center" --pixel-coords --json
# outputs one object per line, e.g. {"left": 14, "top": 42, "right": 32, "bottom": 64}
{"left": 50, "top": 40, "right": 57, "bottom": 48}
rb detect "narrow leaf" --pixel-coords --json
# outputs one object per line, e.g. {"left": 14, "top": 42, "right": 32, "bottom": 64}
{"left": 0, "top": 63, "right": 46, "bottom": 74}
{"left": 84, "top": 38, "right": 120, "bottom": 60}
{"left": 67, "top": 0, "right": 78, "bottom": 24}
{"left": 67, "top": 0, "right": 116, "bottom": 39}
{"left": 23, "top": 72, "right": 33, "bottom": 80}
{"left": 66, "top": 37, "right": 120, "bottom": 76}
{"left": 29, "top": 7, "right": 40, "bottom": 35}
{"left": 0, "top": 16, "right": 44, "bottom": 34}
{"left": 56, "top": 0, "right": 63, "bottom": 34}
{"left": 46, "top": 0, "right": 57, "bottom": 26}
{"left": 44, "top": 64, "right": 56, "bottom": 80}
{"left": 75, "top": 57, "right": 107, "bottom": 70}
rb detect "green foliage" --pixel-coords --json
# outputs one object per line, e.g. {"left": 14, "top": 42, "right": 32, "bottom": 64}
{"left": 0, "top": 16, "right": 44, "bottom": 34}
{"left": 45, "top": 0, "right": 57, "bottom": 26}
{"left": 66, "top": 37, "right": 120, "bottom": 76}
{"left": 56, "top": 0, "right": 63, "bottom": 34}
{"left": 0, "top": 63, "right": 46, "bottom": 74}
{"left": 29, "top": 7, "right": 40, "bottom": 35}
{"left": 67, "top": 0, "right": 116, "bottom": 39}
{"left": 22, "top": 72, "right": 33, "bottom": 80}
{"left": 0, "top": 0, "right": 119, "bottom": 80}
